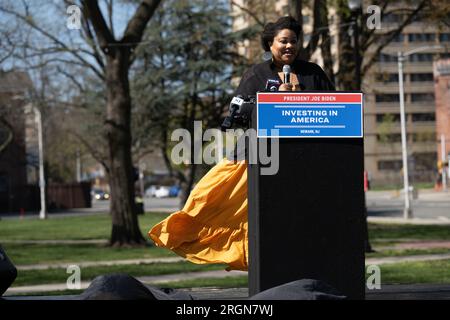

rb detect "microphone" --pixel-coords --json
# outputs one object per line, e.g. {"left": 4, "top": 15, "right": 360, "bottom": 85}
{"left": 283, "top": 64, "right": 291, "bottom": 84}
{"left": 265, "top": 79, "right": 281, "bottom": 92}
{"left": 221, "top": 95, "right": 244, "bottom": 131}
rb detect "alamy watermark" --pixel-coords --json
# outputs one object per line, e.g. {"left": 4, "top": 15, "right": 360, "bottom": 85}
{"left": 366, "top": 264, "right": 381, "bottom": 290}
{"left": 366, "top": 5, "right": 381, "bottom": 30}
{"left": 66, "top": 5, "right": 81, "bottom": 30}
{"left": 66, "top": 265, "right": 81, "bottom": 289}
{"left": 170, "top": 121, "right": 279, "bottom": 175}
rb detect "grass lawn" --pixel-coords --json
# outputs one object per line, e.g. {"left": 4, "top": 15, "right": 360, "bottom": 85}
{"left": 0, "top": 212, "right": 169, "bottom": 241}
{"left": 11, "top": 261, "right": 226, "bottom": 287}
{"left": 2, "top": 243, "right": 176, "bottom": 266}
{"left": 368, "top": 223, "right": 450, "bottom": 242}
{"left": 366, "top": 248, "right": 450, "bottom": 259}
{"left": 8, "top": 259, "right": 450, "bottom": 296}
{"left": 0, "top": 216, "right": 448, "bottom": 267}
{"left": 2, "top": 213, "right": 450, "bottom": 290}
{"left": 377, "top": 259, "right": 450, "bottom": 284}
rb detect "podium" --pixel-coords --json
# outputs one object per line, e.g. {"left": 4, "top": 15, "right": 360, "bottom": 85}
{"left": 247, "top": 92, "right": 365, "bottom": 299}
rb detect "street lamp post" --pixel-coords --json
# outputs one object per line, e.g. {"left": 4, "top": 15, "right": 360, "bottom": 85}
{"left": 441, "top": 134, "right": 447, "bottom": 192}
{"left": 397, "top": 51, "right": 411, "bottom": 219}
{"left": 34, "top": 106, "right": 47, "bottom": 220}
{"left": 396, "top": 45, "right": 443, "bottom": 219}
{"left": 23, "top": 99, "right": 47, "bottom": 219}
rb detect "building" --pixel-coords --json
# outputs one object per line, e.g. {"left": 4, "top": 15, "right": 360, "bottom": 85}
{"left": 0, "top": 70, "right": 34, "bottom": 213}
{"left": 433, "top": 59, "right": 450, "bottom": 173}
{"left": 364, "top": 5, "right": 449, "bottom": 187}
{"left": 231, "top": 0, "right": 450, "bottom": 186}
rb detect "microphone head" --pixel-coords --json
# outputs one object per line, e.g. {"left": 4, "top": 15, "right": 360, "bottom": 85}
{"left": 282, "top": 65, "right": 291, "bottom": 74}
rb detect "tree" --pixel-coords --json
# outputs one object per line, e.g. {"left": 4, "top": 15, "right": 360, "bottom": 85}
{"left": 0, "top": 0, "right": 162, "bottom": 246}
{"left": 132, "top": 0, "right": 248, "bottom": 205}
{"left": 336, "top": 0, "right": 431, "bottom": 90}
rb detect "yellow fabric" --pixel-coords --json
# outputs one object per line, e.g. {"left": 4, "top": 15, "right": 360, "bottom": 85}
{"left": 148, "top": 158, "right": 248, "bottom": 271}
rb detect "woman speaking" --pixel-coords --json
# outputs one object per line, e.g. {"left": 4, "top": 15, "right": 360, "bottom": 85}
{"left": 148, "top": 16, "right": 335, "bottom": 271}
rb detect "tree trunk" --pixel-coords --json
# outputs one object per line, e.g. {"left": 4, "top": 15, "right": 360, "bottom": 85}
{"left": 337, "top": 1, "right": 374, "bottom": 253}
{"left": 319, "top": 1, "right": 335, "bottom": 86}
{"left": 106, "top": 48, "right": 145, "bottom": 246}
{"left": 337, "top": 4, "right": 357, "bottom": 90}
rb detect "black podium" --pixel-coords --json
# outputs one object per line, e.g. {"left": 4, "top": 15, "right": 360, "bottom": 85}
{"left": 247, "top": 92, "right": 365, "bottom": 300}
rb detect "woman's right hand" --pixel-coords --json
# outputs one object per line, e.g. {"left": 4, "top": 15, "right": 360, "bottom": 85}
{"left": 279, "top": 83, "right": 293, "bottom": 91}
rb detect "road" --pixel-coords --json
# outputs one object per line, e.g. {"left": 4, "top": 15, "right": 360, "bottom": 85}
{"left": 1, "top": 190, "right": 449, "bottom": 221}
{"left": 0, "top": 197, "right": 181, "bottom": 219}
{"left": 91, "top": 197, "right": 181, "bottom": 213}
{"left": 366, "top": 190, "right": 450, "bottom": 221}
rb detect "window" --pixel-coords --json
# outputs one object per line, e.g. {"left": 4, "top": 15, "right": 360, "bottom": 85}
{"left": 409, "top": 53, "right": 433, "bottom": 62}
{"left": 376, "top": 94, "right": 399, "bottom": 103}
{"left": 378, "top": 160, "right": 403, "bottom": 171}
{"left": 382, "top": 13, "right": 402, "bottom": 23}
{"left": 410, "top": 73, "right": 434, "bottom": 82}
{"left": 408, "top": 33, "right": 435, "bottom": 42}
{"left": 439, "top": 33, "right": 450, "bottom": 42}
{"left": 376, "top": 114, "right": 400, "bottom": 123}
{"left": 379, "top": 53, "right": 396, "bottom": 62}
{"left": 392, "top": 34, "right": 404, "bottom": 42}
{"left": 376, "top": 134, "right": 402, "bottom": 143}
{"left": 413, "top": 152, "right": 437, "bottom": 170}
{"left": 411, "top": 132, "right": 435, "bottom": 142}
{"left": 376, "top": 73, "right": 398, "bottom": 82}
{"left": 412, "top": 113, "right": 435, "bottom": 122}
{"left": 411, "top": 93, "right": 434, "bottom": 102}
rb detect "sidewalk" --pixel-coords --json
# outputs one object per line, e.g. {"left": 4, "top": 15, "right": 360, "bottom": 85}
{"left": 5, "top": 252, "right": 450, "bottom": 295}
{"left": 366, "top": 189, "right": 450, "bottom": 201}
{"left": 368, "top": 216, "right": 450, "bottom": 225}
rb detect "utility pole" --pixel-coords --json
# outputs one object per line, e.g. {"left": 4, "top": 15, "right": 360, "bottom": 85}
{"left": 35, "top": 107, "right": 47, "bottom": 220}
{"left": 397, "top": 51, "right": 412, "bottom": 219}
{"left": 76, "top": 149, "right": 81, "bottom": 183}
{"left": 442, "top": 134, "right": 447, "bottom": 192}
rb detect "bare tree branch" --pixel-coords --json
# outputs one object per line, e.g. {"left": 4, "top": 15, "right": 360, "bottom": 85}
{"left": 81, "top": 0, "right": 116, "bottom": 52}
{"left": 68, "top": 129, "right": 109, "bottom": 172}
{"left": 0, "top": 4, "right": 105, "bottom": 79}
{"left": 79, "top": 10, "right": 106, "bottom": 70}
{"left": 361, "top": 0, "right": 429, "bottom": 75}
{"left": 57, "top": 66, "right": 85, "bottom": 93}
{"left": 304, "top": 0, "right": 322, "bottom": 58}
{"left": 106, "top": 0, "right": 115, "bottom": 38}
{"left": 0, "top": 117, "right": 14, "bottom": 154}
{"left": 230, "top": 0, "right": 265, "bottom": 28}
{"left": 360, "top": 0, "right": 389, "bottom": 50}
{"left": 122, "top": 0, "right": 162, "bottom": 63}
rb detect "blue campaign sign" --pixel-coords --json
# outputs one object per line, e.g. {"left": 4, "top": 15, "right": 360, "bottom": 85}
{"left": 257, "top": 92, "right": 363, "bottom": 138}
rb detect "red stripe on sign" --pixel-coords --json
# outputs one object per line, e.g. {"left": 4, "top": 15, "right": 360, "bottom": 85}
{"left": 258, "top": 93, "right": 362, "bottom": 103}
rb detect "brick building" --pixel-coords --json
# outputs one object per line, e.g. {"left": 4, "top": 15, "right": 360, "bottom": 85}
{"left": 0, "top": 70, "right": 34, "bottom": 213}
{"left": 433, "top": 59, "right": 450, "bottom": 170}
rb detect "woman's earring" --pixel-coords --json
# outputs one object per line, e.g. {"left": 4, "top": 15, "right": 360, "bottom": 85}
{"left": 262, "top": 51, "right": 272, "bottom": 61}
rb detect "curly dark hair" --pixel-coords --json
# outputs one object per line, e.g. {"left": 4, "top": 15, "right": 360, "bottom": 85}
{"left": 261, "top": 16, "right": 301, "bottom": 52}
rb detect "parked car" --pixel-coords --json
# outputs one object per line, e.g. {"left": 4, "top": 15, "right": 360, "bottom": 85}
{"left": 169, "top": 185, "right": 181, "bottom": 197}
{"left": 154, "top": 186, "right": 170, "bottom": 198}
{"left": 145, "top": 185, "right": 158, "bottom": 198}
{"left": 92, "top": 189, "right": 110, "bottom": 200}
